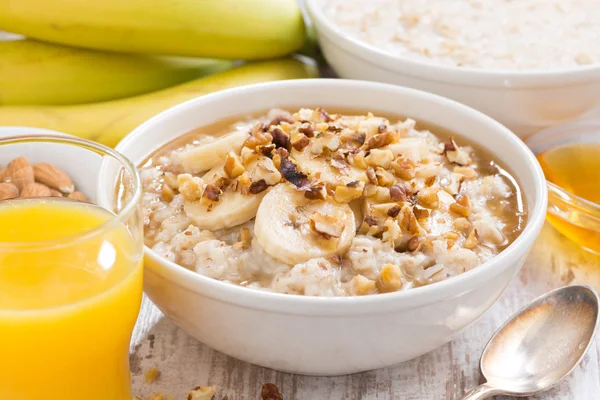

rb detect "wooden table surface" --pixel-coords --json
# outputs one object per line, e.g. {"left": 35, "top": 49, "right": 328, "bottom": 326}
{"left": 130, "top": 223, "right": 600, "bottom": 399}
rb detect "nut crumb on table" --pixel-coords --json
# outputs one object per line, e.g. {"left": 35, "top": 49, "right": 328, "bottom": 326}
{"left": 144, "top": 367, "right": 161, "bottom": 383}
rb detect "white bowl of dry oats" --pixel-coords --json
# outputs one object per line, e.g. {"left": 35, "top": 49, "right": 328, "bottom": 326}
{"left": 306, "top": 0, "right": 600, "bottom": 137}
{"left": 116, "top": 79, "right": 546, "bottom": 375}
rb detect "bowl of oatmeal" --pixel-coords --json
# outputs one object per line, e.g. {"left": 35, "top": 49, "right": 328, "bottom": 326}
{"left": 116, "top": 79, "right": 546, "bottom": 375}
{"left": 305, "top": 0, "right": 600, "bottom": 137}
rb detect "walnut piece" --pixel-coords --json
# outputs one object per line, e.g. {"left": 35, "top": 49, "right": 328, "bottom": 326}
{"left": 188, "top": 385, "right": 217, "bottom": 400}
{"left": 310, "top": 212, "right": 344, "bottom": 238}
{"left": 202, "top": 184, "right": 222, "bottom": 202}
{"left": 349, "top": 275, "right": 377, "bottom": 296}
{"left": 379, "top": 263, "right": 403, "bottom": 291}
{"left": 178, "top": 174, "right": 205, "bottom": 202}
{"left": 417, "top": 186, "right": 440, "bottom": 209}
{"left": 224, "top": 152, "right": 245, "bottom": 179}
{"left": 144, "top": 368, "right": 161, "bottom": 384}
{"left": 261, "top": 383, "right": 283, "bottom": 400}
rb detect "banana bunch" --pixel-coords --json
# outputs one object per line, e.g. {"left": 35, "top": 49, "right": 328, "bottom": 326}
{"left": 0, "top": 0, "right": 305, "bottom": 59}
{"left": 0, "top": 0, "right": 316, "bottom": 146}
{"left": 0, "top": 59, "right": 318, "bottom": 147}
{"left": 0, "top": 38, "right": 233, "bottom": 105}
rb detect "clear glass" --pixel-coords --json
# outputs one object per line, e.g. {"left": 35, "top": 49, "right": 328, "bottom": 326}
{"left": 526, "top": 120, "right": 600, "bottom": 254}
{"left": 0, "top": 136, "right": 143, "bottom": 400}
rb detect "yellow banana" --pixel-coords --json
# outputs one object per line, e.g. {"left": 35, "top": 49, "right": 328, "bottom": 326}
{"left": 0, "top": 0, "right": 305, "bottom": 59}
{"left": 0, "top": 38, "right": 233, "bottom": 105}
{"left": 0, "top": 58, "right": 318, "bottom": 147}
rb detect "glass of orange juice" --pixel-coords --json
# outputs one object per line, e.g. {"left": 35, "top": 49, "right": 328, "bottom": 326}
{"left": 0, "top": 135, "right": 143, "bottom": 400}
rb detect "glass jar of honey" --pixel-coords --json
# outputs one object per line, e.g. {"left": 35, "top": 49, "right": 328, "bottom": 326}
{"left": 526, "top": 121, "right": 600, "bottom": 254}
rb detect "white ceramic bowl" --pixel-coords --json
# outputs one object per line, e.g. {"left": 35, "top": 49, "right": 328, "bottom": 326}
{"left": 305, "top": 0, "right": 600, "bottom": 137}
{"left": 116, "top": 79, "right": 547, "bottom": 375}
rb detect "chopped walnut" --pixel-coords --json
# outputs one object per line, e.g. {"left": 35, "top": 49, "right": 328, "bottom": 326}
{"left": 178, "top": 174, "right": 205, "bottom": 202}
{"left": 389, "top": 183, "right": 409, "bottom": 202}
{"left": 304, "top": 182, "right": 328, "bottom": 200}
{"left": 162, "top": 171, "right": 179, "bottom": 190}
{"left": 291, "top": 133, "right": 310, "bottom": 151}
{"left": 446, "top": 172, "right": 464, "bottom": 195}
{"left": 449, "top": 202, "right": 469, "bottom": 217}
{"left": 188, "top": 385, "right": 217, "bottom": 400}
{"left": 334, "top": 181, "right": 364, "bottom": 203}
{"left": 464, "top": 228, "right": 479, "bottom": 249}
{"left": 240, "top": 147, "right": 259, "bottom": 166}
{"left": 406, "top": 235, "right": 424, "bottom": 252}
{"left": 399, "top": 204, "right": 423, "bottom": 235}
{"left": 375, "top": 167, "right": 396, "bottom": 187}
{"left": 244, "top": 124, "right": 273, "bottom": 149}
{"left": 391, "top": 158, "right": 416, "bottom": 180}
{"left": 224, "top": 152, "right": 245, "bottom": 179}
{"left": 349, "top": 274, "right": 377, "bottom": 295}
{"left": 144, "top": 367, "right": 161, "bottom": 384}
{"left": 453, "top": 217, "right": 472, "bottom": 232}
{"left": 161, "top": 184, "right": 175, "bottom": 202}
{"left": 366, "top": 149, "right": 394, "bottom": 169}
{"left": 261, "top": 383, "right": 283, "bottom": 400}
{"left": 278, "top": 151, "right": 309, "bottom": 188}
{"left": 382, "top": 218, "right": 401, "bottom": 244}
{"left": 249, "top": 179, "right": 269, "bottom": 194}
{"left": 340, "top": 129, "right": 366, "bottom": 146}
{"left": 364, "top": 184, "right": 392, "bottom": 202}
{"left": 233, "top": 227, "right": 252, "bottom": 250}
{"left": 348, "top": 151, "right": 368, "bottom": 169}
{"left": 202, "top": 184, "right": 221, "bottom": 202}
{"left": 453, "top": 166, "right": 478, "bottom": 179}
{"left": 379, "top": 263, "right": 403, "bottom": 291}
{"left": 444, "top": 138, "right": 472, "bottom": 166}
{"left": 417, "top": 186, "right": 440, "bottom": 209}
{"left": 365, "top": 167, "right": 377, "bottom": 185}
{"left": 253, "top": 157, "right": 282, "bottom": 186}
{"left": 364, "top": 130, "right": 398, "bottom": 150}
{"left": 270, "top": 127, "right": 291, "bottom": 150}
{"left": 412, "top": 206, "right": 429, "bottom": 220}
{"left": 310, "top": 132, "right": 341, "bottom": 154}
{"left": 298, "top": 123, "right": 315, "bottom": 137}
{"left": 310, "top": 212, "right": 344, "bottom": 238}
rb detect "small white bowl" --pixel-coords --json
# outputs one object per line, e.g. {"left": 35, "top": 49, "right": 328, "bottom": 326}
{"left": 117, "top": 79, "right": 547, "bottom": 375}
{"left": 305, "top": 0, "right": 600, "bottom": 137}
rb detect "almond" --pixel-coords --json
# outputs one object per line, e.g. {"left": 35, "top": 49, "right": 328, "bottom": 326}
{"left": 20, "top": 182, "right": 52, "bottom": 198}
{"left": 0, "top": 168, "right": 8, "bottom": 182}
{"left": 50, "top": 189, "right": 63, "bottom": 197}
{"left": 0, "top": 182, "right": 19, "bottom": 200}
{"left": 33, "top": 163, "right": 74, "bottom": 194}
{"left": 67, "top": 191, "right": 88, "bottom": 202}
{"left": 7, "top": 157, "right": 34, "bottom": 190}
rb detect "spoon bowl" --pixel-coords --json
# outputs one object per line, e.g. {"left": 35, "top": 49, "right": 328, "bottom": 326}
{"left": 461, "top": 285, "right": 599, "bottom": 399}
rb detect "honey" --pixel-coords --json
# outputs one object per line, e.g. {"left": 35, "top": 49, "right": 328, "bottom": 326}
{"left": 537, "top": 143, "right": 600, "bottom": 254}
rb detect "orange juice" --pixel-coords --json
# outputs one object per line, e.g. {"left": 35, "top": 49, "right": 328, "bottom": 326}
{"left": 0, "top": 199, "right": 143, "bottom": 400}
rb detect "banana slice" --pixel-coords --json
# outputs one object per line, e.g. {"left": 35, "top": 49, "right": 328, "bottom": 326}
{"left": 184, "top": 164, "right": 266, "bottom": 230}
{"left": 174, "top": 129, "right": 250, "bottom": 174}
{"left": 290, "top": 148, "right": 367, "bottom": 187}
{"left": 254, "top": 183, "right": 356, "bottom": 265}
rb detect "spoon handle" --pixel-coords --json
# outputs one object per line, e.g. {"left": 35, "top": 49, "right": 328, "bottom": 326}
{"left": 459, "top": 383, "right": 503, "bottom": 400}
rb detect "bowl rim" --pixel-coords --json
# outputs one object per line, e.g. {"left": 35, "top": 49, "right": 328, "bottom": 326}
{"left": 305, "top": 0, "right": 600, "bottom": 89}
{"left": 118, "top": 79, "right": 548, "bottom": 315}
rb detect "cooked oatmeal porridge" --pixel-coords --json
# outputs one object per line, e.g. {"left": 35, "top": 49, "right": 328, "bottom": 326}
{"left": 140, "top": 108, "right": 526, "bottom": 296}
{"left": 322, "top": 0, "right": 600, "bottom": 70}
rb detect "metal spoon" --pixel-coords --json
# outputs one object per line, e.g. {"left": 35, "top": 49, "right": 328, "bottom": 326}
{"left": 460, "top": 285, "right": 599, "bottom": 400}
